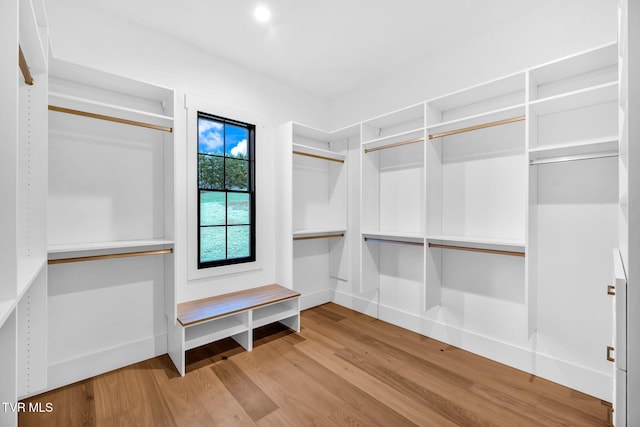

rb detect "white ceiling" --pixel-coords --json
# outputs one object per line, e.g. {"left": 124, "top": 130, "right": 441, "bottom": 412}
{"left": 70, "top": 1, "right": 591, "bottom": 100}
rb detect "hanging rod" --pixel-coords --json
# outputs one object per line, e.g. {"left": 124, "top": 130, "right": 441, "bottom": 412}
{"left": 18, "top": 45, "right": 34, "bottom": 86}
{"left": 48, "top": 248, "right": 173, "bottom": 265}
{"left": 428, "top": 243, "right": 524, "bottom": 257}
{"left": 529, "top": 151, "right": 618, "bottom": 166}
{"left": 293, "top": 150, "right": 344, "bottom": 163}
{"left": 428, "top": 115, "right": 525, "bottom": 140}
{"left": 48, "top": 105, "right": 174, "bottom": 133}
{"left": 364, "top": 137, "right": 424, "bottom": 153}
{"left": 364, "top": 237, "right": 424, "bottom": 246}
{"left": 293, "top": 233, "right": 345, "bottom": 241}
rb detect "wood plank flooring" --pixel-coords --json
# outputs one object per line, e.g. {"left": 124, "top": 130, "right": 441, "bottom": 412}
{"left": 20, "top": 303, "right": 612, "bottom": 426}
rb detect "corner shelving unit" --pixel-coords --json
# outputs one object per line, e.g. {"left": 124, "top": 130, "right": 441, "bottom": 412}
{"left": 46, "top": 58, "right": 176, "bottom": 390}
{"left": 276, "top": 121, "right": 356, "bottom": 309}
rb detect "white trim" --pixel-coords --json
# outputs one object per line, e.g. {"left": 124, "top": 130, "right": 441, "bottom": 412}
{"left": 185, "top": 93, "right": 264, "bottom": 280}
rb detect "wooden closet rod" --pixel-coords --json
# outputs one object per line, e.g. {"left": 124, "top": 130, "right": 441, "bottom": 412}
{"left": 293, "top": 151, "right": 344, "bottom": 163}
{"left": 364, "top": 237, "right": 424, "bottom": 246}
{"left": 529, "top": 151, "right": 618, "bottom": 166}
{"left": 428, "top": 115, "right": 525, "bottom": 140}
{"left": 293, "top": 233, "right": 344, "bottom": 241}
{"left": 18, "top": 45, "right": 34, "bottom": 86}
{"left": 364, "top": 137, "right": 424, "bottom": 153}
{"left": 48, "top": 105, "right": 174, "bottom": 133}
{"left": 48, "top": 248, "right": 173, "bottom": 265}
{"left": 428, "top": 243, "right": 524, "bottom": 257}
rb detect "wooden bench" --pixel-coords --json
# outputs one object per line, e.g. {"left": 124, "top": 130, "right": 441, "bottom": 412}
{"left": 167, "top": 284, "right": 301, "bottom": 376}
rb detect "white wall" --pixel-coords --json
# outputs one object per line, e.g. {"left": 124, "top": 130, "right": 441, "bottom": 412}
{"left": 46, "top": 0, "right": 331, "bottom": 303}
{"left": 328, "top": 0, "right": 618, "bottom": 129}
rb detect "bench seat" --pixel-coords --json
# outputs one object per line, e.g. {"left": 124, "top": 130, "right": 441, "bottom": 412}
{"left": 168, "top": 284, "right": 300, "bottom": 376}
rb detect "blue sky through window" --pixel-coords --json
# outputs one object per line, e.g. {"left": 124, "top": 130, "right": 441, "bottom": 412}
{"left": 225, "top": 125, "right": 248, "bottom": 157}
{"left": 198, "top": 117, "right": 248, "bottom": 158}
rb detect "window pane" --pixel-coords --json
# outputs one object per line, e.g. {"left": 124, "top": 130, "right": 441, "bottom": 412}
{"left": 198, "top": 154, "right": 224, "bottom": 189}
{"left": 198, "top": 117, "right": 224, "bottom": 155}
{"left": 200, "top": 226, "right": 226, "bottom": 262}
{"left": 228, "top": 226, "right": 250, "bottom": 259}
{"left": 225, "top": 158, "right": 248, "bottom": 190}
{"left": 228, "top": 193, "right": 250, "bottom": 225}
{"left": 225, "top": 124, "right": 248, "bottom": 158}
{"left": 200, "top": 191, "right": 225, "bottom": 226}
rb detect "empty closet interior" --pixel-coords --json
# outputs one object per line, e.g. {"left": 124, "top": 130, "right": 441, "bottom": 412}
{"left": 1, "top": 0, "right": 635, "bottom": 425}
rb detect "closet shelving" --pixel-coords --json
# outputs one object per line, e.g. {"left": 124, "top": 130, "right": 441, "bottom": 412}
{"left": 426, "top": 72, "right": 527, "bottom": 252}
{"left": 47, "top": 59, "right": 175, "bottom": 258}
{"left": 527, "top": 42, "right": 618, "bottom": 354}
{"left": 1, "top": 0, "right": 48, "bottom": 420}
{"left": 276, "top": 121, "right": 355, "bottom": 308}
{"left": 46, "top": 58, "right": 176, "bottom": 390}
{"left": 360, "top": 104, "right": 426, "bottom": 294}
{"left": 424, "top": 72, "right": 527, "bottom": 311}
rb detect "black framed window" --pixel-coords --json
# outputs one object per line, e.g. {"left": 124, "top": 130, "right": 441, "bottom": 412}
{"left": 198, "top": 112, "right": 255, "bottom": 268}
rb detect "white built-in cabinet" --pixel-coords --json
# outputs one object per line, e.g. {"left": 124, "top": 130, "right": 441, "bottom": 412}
{"left": 276, "top": 122, "right": 357, "bottom": 309}
{"left": 45, "top": 60, "right": 175, "bottom": 390}
{"left": 0, "top": 0, "right": 48, "bottom": 424}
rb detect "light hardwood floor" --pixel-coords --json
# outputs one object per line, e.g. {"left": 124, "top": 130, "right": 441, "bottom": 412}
{"left": 20, "top": 303, "right": 612, "bottom": 426}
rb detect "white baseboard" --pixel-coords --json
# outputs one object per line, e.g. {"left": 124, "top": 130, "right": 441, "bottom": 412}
{"left": 44, "top": 333, "right": 168, "bottom": 394}
{"left": 299, "top": 289, "right": 333, "bottom": 310}
{"left": 332, "top": 290, "right": 612, "bottom": 401}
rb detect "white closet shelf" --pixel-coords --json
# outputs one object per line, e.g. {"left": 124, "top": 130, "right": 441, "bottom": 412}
{"left": 48, "top": 92, "right": 174, "bottom": 129}
{"left": 529, "top": 137, "right": 619, "bottom": 161}
{"left": 19, "top": 0, "right": 47, "bottom": 76}
{"left": 184, "top": 315, "right": 248, "bottom": 351}
{"left": 17, "top": 258, "right": 47, "bottom": 301}
{"left": 48, "top": 239, "right": 174, "bottom": 254}
{"left": 529, "top": 42, "right": 617, "bottom": 88}
{"left": 362, "top": 103, "right": 424, "bottom": 131}
{"left": 428, "top": 72, "right": 525, "bottom": 113}
{"left": 292, "top": 143, "right": 345, "bottom": 163}
{"left": 427, "top": 104, "right": 525, "bottom": 137}
{"left": 529, "top": 82, "right": 618, "bottom": 116}
{"left": 253, "top": 305, "right": 299, "bottom": 329}
{"left": 362, "top": 128, "right": 424, "bottom": 151}
{"left": 0, "top": 300, "right": 16, "bottom": 330}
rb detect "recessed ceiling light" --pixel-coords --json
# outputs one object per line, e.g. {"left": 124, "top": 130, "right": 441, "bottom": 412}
{"left": 254, "top": 5, "right": 271, "bottom": 22}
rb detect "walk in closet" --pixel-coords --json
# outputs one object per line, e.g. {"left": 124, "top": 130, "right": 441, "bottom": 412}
{"left": 45, "top": 59, "right": 175, "bottom": 389}
{"left": 276, "top": 123, "right": 357, "bottom": 309}
{"left": 2, "top": 0, "right": 638, "bottom": 424}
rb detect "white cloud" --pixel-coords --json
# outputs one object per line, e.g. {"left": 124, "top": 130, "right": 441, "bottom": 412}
{"left": 230, "top": 139, "right": 247, "bottom": 157}
{"left": 198, "top": 119, "right": 223, "bottom": 152}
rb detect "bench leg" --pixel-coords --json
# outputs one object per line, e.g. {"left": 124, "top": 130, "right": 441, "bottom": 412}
{"left": 167, "top": 319, "right": 185, "bottom": 376}
{"left": 231, "top": 330, "right": 252, "bottom": 351}
{"left": 279, "top": 314, "right": 300, "bottom": 333}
